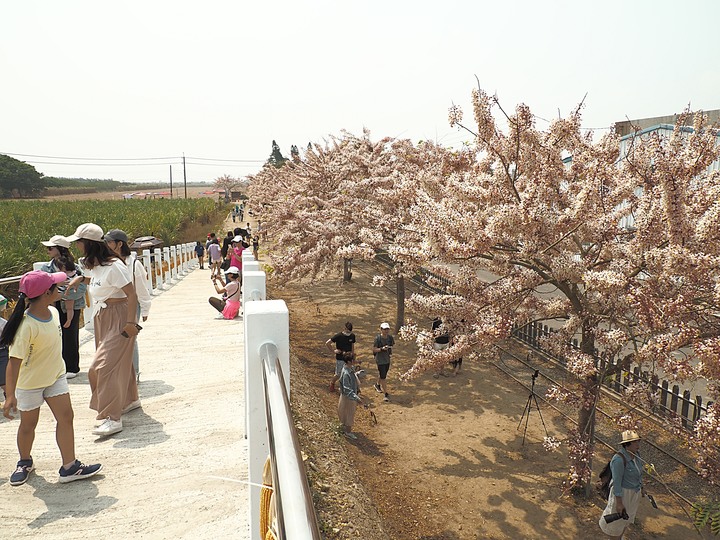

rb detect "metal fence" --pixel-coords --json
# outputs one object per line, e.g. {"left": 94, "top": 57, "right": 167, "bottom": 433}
{"left": 513, "top": 320, "right": 711, "bottom": 431}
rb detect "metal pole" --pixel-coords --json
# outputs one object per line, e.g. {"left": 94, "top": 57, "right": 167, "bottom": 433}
{"left": 169, "top": 165, "right": 173, "bottom": 199}
{"left": 182, "top": 153, "right": 187, "bottom": 199}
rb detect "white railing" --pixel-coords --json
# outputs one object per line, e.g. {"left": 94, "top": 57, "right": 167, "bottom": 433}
{"left": 243, "top": 262, "right": 321, "bottom": 540}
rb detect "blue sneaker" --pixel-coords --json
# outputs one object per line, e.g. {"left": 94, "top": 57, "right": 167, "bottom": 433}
{"left": 10, "top": 458, "right": 34, "bottom": 486}
{"left": 58, "top": 460, "right": 103, "bottom": 483}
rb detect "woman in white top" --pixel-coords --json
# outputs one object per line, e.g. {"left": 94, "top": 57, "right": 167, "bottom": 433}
{"left": 104, "top": 229, "right": 152, "bottom": 383}
{"left": 67, "top": 223, "right": 139, "bottom": 438}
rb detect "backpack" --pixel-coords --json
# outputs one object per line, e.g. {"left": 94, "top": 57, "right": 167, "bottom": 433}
{"left": 598, "top": 452, "right": 627, "bottom": 500}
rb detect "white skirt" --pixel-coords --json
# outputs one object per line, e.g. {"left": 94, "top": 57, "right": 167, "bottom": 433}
{"left": 599, "top": 486, "right": 641, "bottom": 536}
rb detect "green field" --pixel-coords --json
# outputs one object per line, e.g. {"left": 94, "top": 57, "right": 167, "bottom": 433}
{"left": 0, "top": 198, "right": 216, "bottom": 276}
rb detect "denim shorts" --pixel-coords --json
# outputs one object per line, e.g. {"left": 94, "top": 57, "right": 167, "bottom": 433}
{"left": 16, "top": 375, "right": 70, "bottom": 411}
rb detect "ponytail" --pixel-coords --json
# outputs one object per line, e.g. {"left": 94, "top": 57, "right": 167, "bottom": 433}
{"left": 0, "top": 294, "right": 27, "bottom": 347}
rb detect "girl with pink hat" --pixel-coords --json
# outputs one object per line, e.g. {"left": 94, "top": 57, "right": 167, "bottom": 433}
{"left": 1, "top": 271, "right": 102, "bottom": 486}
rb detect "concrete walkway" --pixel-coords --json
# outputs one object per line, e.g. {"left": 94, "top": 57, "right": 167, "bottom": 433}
{"left": 0, "top": 264, "right": 249, "bottom": 539}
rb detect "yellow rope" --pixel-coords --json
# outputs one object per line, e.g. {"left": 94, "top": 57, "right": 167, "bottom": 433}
{"left": 260, "top": 457, "right": 274, "bottom": 540}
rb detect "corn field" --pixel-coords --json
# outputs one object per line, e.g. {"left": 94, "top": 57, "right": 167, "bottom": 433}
{"left": 0, "top": 198, "right": 216, "bottom": 276}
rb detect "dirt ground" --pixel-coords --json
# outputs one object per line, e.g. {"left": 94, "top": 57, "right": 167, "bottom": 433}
{"left": 273, "top": 263, "right": 700, "bottom": 540}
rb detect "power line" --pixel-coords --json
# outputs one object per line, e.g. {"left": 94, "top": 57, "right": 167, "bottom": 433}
{"left": 0, "top": 151, "right": 178, "bottom": 161}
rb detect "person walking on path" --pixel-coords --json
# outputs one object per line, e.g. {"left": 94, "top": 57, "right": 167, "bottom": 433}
{"left": 1, "top": 270, "right": 102, "bottom": 486}
{"left": 372, "top": 322, "right": 395, "bottom": 402}
{"left": 599, "top": 430, "right": 646, "bottom": 538}
{"left": 208, "top": 239, "right": 222, "bottom": 278}
{"left": 325, "top": 321, "right": 356, "bottom": 393}
{"left": 104, "top": 229, "right": 152, "bottom": 385}
{"left": 338, "top": 351, "right": 367, "bottom": 440}
{"left": 66, "top": 223, "right": 140, "bottom": 438}
{"left": 194, "top": 241, "right": 205, "bottom": 269}
{"left": 40, "top": 235, "right": 85, "bottom": 378}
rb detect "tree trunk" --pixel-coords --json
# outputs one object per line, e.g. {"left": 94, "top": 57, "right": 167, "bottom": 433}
{"left": 343, "top": 258, "right": 352, "bottom": 282}
{"left": 579, "top": 320, "right": 598, "bottom": 497}
{"left": 395, "top": 274, "right": 405, "bottom": 333}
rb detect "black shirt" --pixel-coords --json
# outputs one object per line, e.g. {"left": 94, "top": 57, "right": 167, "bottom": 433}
{"left": 331, "top": 332, "right": 356, "bottom": 360}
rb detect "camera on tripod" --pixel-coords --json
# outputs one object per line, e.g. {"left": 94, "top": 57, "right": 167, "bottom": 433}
{"left": 603, "top": 509, "right": 629, "bottom": 524}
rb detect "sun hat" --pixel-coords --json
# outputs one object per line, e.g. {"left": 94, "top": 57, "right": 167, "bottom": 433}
{"left": 67, "top": 223, "right": 104, "bottom": 242}
{"left": 19, "top": 271, "right": 67, "bottom": 299}
{"left": 224, "top": 266, "right": 240, "bottom": 275}
{"left": 620, "top": 430, "right": 641, "bottom": 444}
{"left": 41, "top": 235, "right": 71, "bottom": 249}
{"left": 380, "top": 322, "right": 391, "bottom": 329}
{"left": 104, "top": 229, "right": 129, "bottom": 243}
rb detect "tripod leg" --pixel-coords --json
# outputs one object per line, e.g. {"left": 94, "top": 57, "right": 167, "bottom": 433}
{"left": 517, "top": 394, "right": 533, "bottom": 430}
{"left": 531, "top": 394, "right": 549, "bottom": 437}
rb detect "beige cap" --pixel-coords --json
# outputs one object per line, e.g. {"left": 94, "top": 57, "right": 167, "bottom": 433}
{"left": 67, "top": 223, "right": 104, "bottom": 242}
{"left": 41, "top": 235, "right": 71, "bottom": 248}
{"left": 620, "top": 430, "right": 641, "bottom": 444}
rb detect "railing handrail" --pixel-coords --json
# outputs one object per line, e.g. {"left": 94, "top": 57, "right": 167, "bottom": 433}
{"left": 260, "top": 345, "right": 321, "bottom": 540}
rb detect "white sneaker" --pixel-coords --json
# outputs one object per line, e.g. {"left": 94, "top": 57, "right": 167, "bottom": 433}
{"left": 92, "top": 417, "right": 123, "bottom": 437}
{"left": 65, "top": 372, "right": 78, "bottom": 380}
{"left": 122, "top": 400, "right": 142, "bottom": 415}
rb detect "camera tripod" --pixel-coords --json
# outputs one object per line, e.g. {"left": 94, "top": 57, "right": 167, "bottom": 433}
{"left": 517, "top": 370, "right": 549, "bottom": 446}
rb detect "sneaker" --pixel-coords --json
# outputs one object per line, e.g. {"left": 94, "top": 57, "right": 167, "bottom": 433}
{"left": 122, "top": 400, "right": 142, "bottom": 415}
{"left": 344, "top": 432, "right": 358, "bottom": 440}
{"left": 92, "top": 417, "right": 123, "bottom": 437}
{"left": 59, "top": 460, "right": 103, "bottom": 483}
{"left": 10, "top": 458, "right": 34, "bottom": 486}
{"left": 374, "top": 383, "right": 382, "bottom": 393}
{"left": 383, "top": 393, "right": 390, "bottom": 402}
{"left": 65, "top": 372, "right": 78, "bottom": 380}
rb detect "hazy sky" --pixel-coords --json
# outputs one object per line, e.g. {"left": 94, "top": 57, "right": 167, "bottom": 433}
{"left": 2, "top": 1, "right": 718, "bottom": 183}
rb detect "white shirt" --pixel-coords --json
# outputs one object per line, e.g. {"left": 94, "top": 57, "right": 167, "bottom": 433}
{"left": 85, "top": 258, "right": 132, "bottom": 311}
{"left": 125, "top": 255, "right": 152, "bottom": 318}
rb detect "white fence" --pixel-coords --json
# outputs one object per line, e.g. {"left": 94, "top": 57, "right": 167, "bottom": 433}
{"left": 242, "top": 258, "right": 321, "bottom": 540}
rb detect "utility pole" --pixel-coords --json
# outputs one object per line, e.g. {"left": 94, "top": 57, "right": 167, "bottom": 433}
{"left": 169, "top": 165, "right": 173, "bottom": 199}
{"left": 182, "top": 153, "right": 188, "bottom": 199}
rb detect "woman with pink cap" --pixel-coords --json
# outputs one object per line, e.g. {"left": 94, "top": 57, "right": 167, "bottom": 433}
{"left": 1, "top": 270, "right": 102, "bottom": 486}
{"left": 67, "top": 223, "right": 140, "bottom": 438}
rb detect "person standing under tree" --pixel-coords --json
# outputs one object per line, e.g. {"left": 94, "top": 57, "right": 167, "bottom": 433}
{"left": 338, "top": 351, "right": 367, "bottom": 439}
{"left": 373, "top": 322, "right": 395, "bottom": 402}
{"left": 325, "top": 321, "right": 356, "bottom": 393}
{"left": 599, "top": 430, "right": 645, "bottom": 538}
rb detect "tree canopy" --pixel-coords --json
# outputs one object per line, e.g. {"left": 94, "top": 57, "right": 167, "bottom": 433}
{"left": 246, "top": 89, "right": 720, "bottom": 494}
{"left": 0, "top": 154, "right": 48, "bottom": 198}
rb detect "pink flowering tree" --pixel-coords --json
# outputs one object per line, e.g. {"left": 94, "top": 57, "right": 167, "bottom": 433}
{"left": 214, "top": 174, "right": 242, "bottom": 203}
{"left": 247, "top": 131, "right": 388, "bottom": 283}
{"left": 403, "top": 88, "right": 720, "bottom": 493}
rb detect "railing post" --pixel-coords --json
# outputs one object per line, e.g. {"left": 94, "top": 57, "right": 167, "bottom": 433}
{"left": 141, "top": 249, "right": 154, "bottom": 293}
{"left": 170, "top": 246, "right": 178, "bottom": 281}
{"left": 245, "top": 300, "right": 290, "bottom": 540}
{"left": 162, "top": 247, "right": 171, "bottom": 284}
{"left": 153, "top": 247, "right": 164, "bottom": 291}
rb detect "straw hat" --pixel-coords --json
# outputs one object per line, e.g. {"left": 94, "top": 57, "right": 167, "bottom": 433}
{"left": 620, "top": 430, "right": 641, "bottom": 444}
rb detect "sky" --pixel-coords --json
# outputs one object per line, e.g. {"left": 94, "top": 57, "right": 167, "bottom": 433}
{"left": 1, "top": 0, "right": 718, "bottom": 183}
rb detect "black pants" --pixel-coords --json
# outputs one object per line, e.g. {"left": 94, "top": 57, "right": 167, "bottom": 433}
{"left": 57, "top": 303, "right": 81, "bottom": 374}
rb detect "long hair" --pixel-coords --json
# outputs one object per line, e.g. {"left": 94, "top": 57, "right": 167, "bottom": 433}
{"left": 0, "top": 285, "right": 57, "bottom": 347}
{"left": 79, "top": 239, "right": 118, "bottom": 270}
{"left": 116, "top": 241, "right": 132, "bottom": 258}
{"left": 56, "top": 246, "right": 75, "bottom": 266}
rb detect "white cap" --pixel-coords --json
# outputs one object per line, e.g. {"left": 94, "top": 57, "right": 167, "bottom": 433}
{"left": 41, "top": 235, "right": 71, "bottom": 248}
{"left": 224, "top": 266, "right": 240, "bottom": 275}
{"left": 380, "top": 322, "right": 391, "bottom": 329}
{"left": 232, "top": 235, "right": 243, "bottom": 243}
{"left": 67, "top": 223, "right": 104, "bottom": 242}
